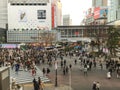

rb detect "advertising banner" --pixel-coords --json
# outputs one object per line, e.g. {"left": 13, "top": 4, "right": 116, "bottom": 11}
{"left": 18, "top": 10, "right": 27, "bottom": 22}
{"left": 100, "top": 9, "right": 108, "bottom": 18}
{"left": 94, "top": 7, "right": 100, "bottom": 19}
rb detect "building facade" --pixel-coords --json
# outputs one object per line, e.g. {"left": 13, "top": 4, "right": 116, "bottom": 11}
{"left": 84, "top": 0, "right": 108, "bottom": 25}
{"left": 8, "top": 0, "right": 52, "bottom": 30}
{"left": 6, "top": 0, "right": 62, "bottom": 43}
{"left": 92, "top": 0, "right": 107, "bottom": 7}
{"left": 0, "top": 0, "right": 7, "bottom": 29}
{"left": 107, "top": 0, "right": 120, "bottom": 25}
{"left": 51, "top": 0, "right": 62, "bottom": 28}
{"left": 63, "top": 15, "right": 72, "bottom": 26}
{"left": 56, "top": 25, "right": 110, "bottom": 42}
{"left": 7, "top": 30, "right": 57, "bottom": 43}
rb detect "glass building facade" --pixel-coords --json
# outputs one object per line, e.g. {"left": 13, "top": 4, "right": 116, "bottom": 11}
{"left": 92, "top": 0, "right": 107, "bottom": 7}
{"left": 56, "top": 25, "right": 110, "bottom": 42}
{"left": 7, "top": 30, "right": 57, "bottom": 43}
{"left": 108, "top": 0, "right": 120, "bottom": 23}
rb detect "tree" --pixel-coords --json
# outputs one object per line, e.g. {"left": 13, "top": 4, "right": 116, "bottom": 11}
{"left": 107, "top": 26, "right": 120, "bottom": 57}
{"left": 38, "top": 31, "right": 56, "bottom": 46}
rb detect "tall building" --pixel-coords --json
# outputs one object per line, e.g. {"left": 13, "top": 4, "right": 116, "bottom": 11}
{"left": 6, "top": 0, "right": 59, "bottom": 43}
{"left": 108, "top": 0, "right": 120, "bottom": 25}
{"left": 63, "top": 15, "right": 72, "bottom": 26}
{"left": 91, "top": 0, "right": 108, "bottom": 25}
{"left": 51, "top": 0, "right": 62, "bottom": 28}
{"left": 0, "top": 0, "right": 7, "bottom": 29}
{"left": 92, "top": 0, "right": 107, "bottom": 7}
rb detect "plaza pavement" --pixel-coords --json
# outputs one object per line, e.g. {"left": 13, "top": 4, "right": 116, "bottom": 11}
{"left": 19, "top": 55, "right": 120, "bottom": 90}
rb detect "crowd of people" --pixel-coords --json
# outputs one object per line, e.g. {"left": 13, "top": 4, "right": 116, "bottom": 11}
{"left": 0, "top": 45, "right": 120, "bottom": 90}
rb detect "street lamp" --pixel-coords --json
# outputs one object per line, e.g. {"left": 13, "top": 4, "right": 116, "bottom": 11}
{"left": 55, "top": 60, "right": 58, "bottom": 87}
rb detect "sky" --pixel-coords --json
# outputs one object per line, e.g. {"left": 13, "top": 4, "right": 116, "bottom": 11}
{"left": 61, "top": 0, "right": 92, "bottom": 25}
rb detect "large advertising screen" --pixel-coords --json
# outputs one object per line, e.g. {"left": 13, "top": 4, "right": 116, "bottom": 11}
{"left": 94, "top": 7, "right": 100, "bottom": 19}
{"left": 94, "top": 7, "right": 108, "bottom": 19}
{"left": 100, "top": 9, "right": 108, "bottom": 18}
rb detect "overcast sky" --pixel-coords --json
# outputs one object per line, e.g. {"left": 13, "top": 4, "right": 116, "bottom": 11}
{"left": 61, "top": 0, "right": 92, "bottom": 25}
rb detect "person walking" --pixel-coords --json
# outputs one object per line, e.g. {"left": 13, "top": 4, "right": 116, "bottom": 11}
{"left": 38, "top": 77, "right": 44, "bottom": 90}
{"left": 116, "top": 68, "right": 120, "bottom": 78}
{"left": 92, "top": 81, "right": 97, "bottom": 90}
{"left": 84, "top": 67, "right": 88, "bottom": 76}
{"left": 33, "top": 78, "right": 39, "bottom": 90}
{"left": 69, "top": 64, "right": 72, "bottom": 70}
{"left": 96, "top": 82, "right": 100, "bottom": 90}
{"left": 42, "top": 68, "right": 46, "bottom": 76}
{"left": 60, "top": 60, "right": 63, "bottom": 69}
{"left": 64, "top": 59, "right": 66, "bottom": 66}
{"left": 66, "top": 66, "right": 69, "bottom": 74}
{"left": 63, "top": 66, "right": 66, "bottom": 75}
{"left": 46, "top": 68, "right": 50, "bottom": 76}
{"left": 74, "top": 59, "right": 77, "bottom": 65}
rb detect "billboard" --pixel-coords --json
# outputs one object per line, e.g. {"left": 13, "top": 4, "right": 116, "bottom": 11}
{"left": 18, "top": 10, "right": 27, "bottom": 22}
{"left": 0, "top": 44, "right": 18, "bottom": 48}
{"left": 94, "top": 7, "right": 108, "bottom": 19}
{"left": 8, "top": 2, "right": 52, "bottom": 30}
{"left": 94, "top": 7, "right": 100, "bottom": 19}
{"left": 100, "top": 9, "right": 108, "bottom": 18}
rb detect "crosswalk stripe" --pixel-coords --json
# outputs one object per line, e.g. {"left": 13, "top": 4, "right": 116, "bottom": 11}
{"left": 10, "top": 66, "right": 50, "bottom": 84}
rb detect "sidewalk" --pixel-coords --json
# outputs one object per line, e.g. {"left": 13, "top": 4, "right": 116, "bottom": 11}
{"left": 23, "top": 83, "right": 73, "bottom": 90}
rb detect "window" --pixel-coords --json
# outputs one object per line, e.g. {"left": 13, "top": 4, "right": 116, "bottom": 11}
{"left": 37, "top": 10, "right": 46, "bottom": 19}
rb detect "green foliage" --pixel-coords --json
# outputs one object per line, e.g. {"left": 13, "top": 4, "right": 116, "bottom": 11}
{"left": 64, "top": 46, "right": 74, "bottom": 52}
{"left": 107, "top": 26, "right": 120, "bottom": 56}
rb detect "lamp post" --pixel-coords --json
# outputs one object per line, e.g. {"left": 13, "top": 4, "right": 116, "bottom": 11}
{"left": 55, "top": 60, "right": 58, "bottom": 87}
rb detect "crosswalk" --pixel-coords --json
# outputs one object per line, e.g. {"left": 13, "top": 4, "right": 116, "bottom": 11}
{"left": 10, "top": 66, "right": 50, "bottom": 84}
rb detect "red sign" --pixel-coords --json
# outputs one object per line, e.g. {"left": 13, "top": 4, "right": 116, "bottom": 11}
{"left": 51, "top": 4, "right": 55, "bottom": 28}
{"left": 94, "top": 7, "right": 100, "bottom": 19}
{"left": 75, "top": 32, "right": 79, "bottom": 36}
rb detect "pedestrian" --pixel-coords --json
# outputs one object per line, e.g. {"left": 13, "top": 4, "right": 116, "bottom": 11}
{"left": 116, "top": 68, "right": 120, "bottom": 78}
{"left": 15, "top": 63, "right": 20, "bottom": 74}
{"left": 93, "top": 60, "right": 96, "bottom": 68}
{"left": 96, "top": 82, "right": 100, "bottom": 90}
{"left": 60, "top": 60, "right": 63, "bottom": 69}
{"left": 100, "top": 62, "right": 103, "bottom": 70}
{"left": 84, "top": 67, "right": 87, "bottom": 76}
{"left": 92, "top": 81, "right": 97, "bottom": 90}
{"left": 63, "top": 67, "right": 66, "bottom": 75}
{"left": 38, "top": 77, "right": 43, "bottom": 90}
{"left": 32, "top": 68, "right": 35, "bottom": 76}
{"left": 33, "top": 78, "right": 39, "bottom": 90}
{"left": 42, "top": 68, "right": 46, "bottom": 76}
{"left": 69, "top": 64, "right": 72, "bottom": 70}
{"left": 46, "top": 68, "right": 50, "bottom": 76}
{"left": 107, "top": 71, "right": 111, "bottom": 79}
{"left": 66, "top": 66, "right": 69, "bottom": 74}
{"left": 74, "top": 59, "right": 77, "bottom": 65}
{"left": 64, "top": 59, "right": 66, "bottom": 66}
